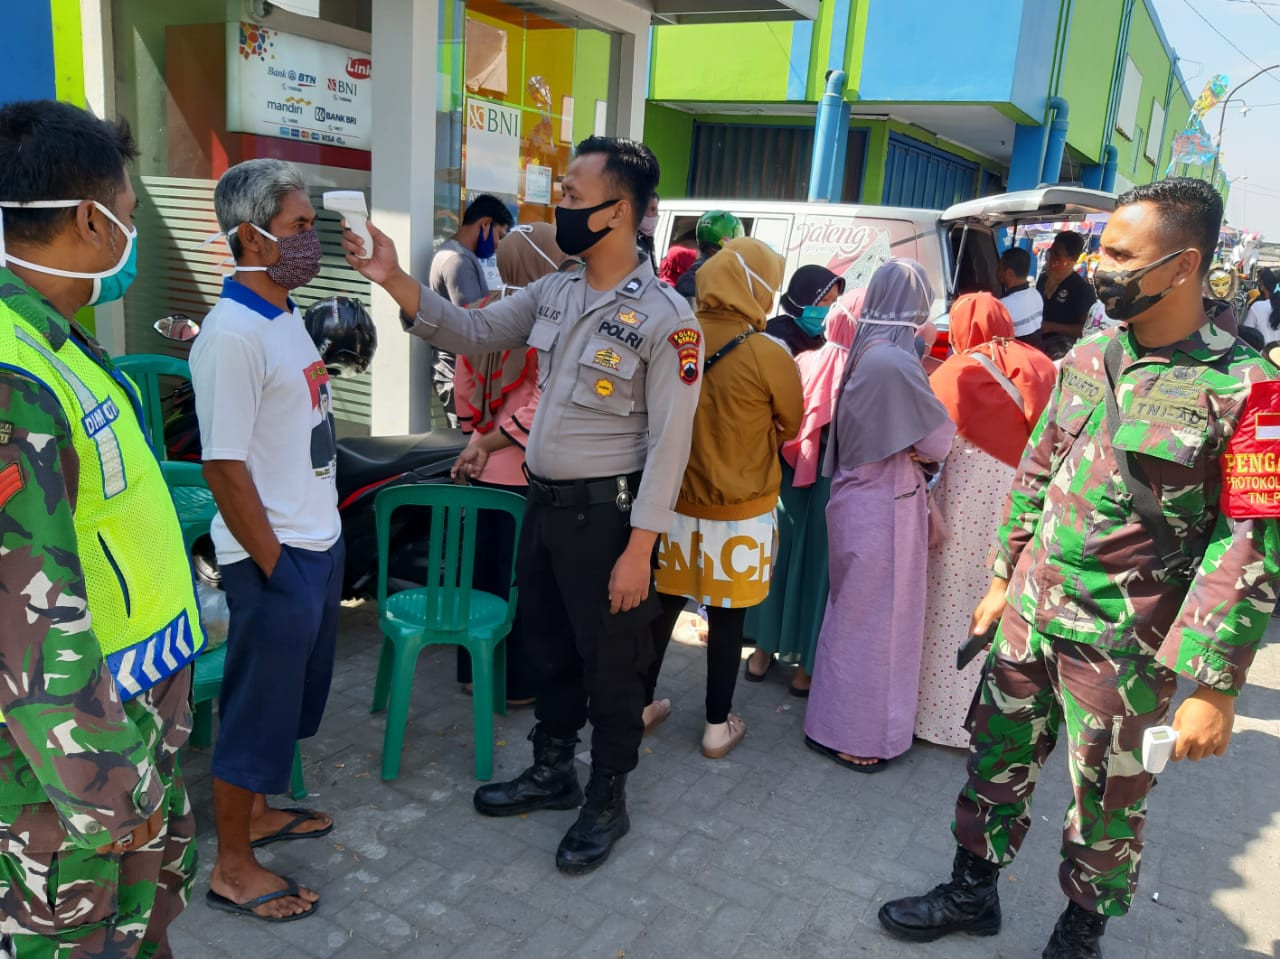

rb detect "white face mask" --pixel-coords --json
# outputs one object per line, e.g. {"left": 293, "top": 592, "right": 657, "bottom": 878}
{"left": 0, "top": 199, "right": 136, "bottom": 292}
{"left": 732, "top": 251, "right": 777, "bottom": 301}
{"left": 639, "top": 214, "right": 658, "bottom": 237}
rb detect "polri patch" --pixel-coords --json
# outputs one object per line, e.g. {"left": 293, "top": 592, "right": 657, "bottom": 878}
{"left": 616, "top": 307, "right": 647, "bottom": 327}
{"left": 597, "top": 319, "right": 645, "bottom": 350}
{"left": 668, "top": 328, "right": 702, "bottom": 385}
{"left": 593, "top": 348, "right": 622, "bottom": 371}
{"left": 594, "top": 378, "right": 616, "bottom": 398}
{"left": 0, "top": 421, "right": 12, "bottom": 445}
{"left": 0, "top": 462, "right": 23, "bottom": 509}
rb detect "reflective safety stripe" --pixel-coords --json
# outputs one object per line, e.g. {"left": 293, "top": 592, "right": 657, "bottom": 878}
{"left": 105, "top": 610, "right": 196, "bottom": 698}
{"left": 14, "top": 326, "right": 126, "bottom": 498}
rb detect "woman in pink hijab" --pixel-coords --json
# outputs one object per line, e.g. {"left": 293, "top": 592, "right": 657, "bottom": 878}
{"left": 744, "top": 286, "right": 864, "bottom": 695}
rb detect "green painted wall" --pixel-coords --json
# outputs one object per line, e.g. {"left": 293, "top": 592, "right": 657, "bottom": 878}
{"left": 1058, "top": 0, "right": 1123, "bottom": 164}
{"left": 572, "top": 29, "right": 613, "bottom": 145}
{"left": 643, "top": 103, "right": 695, "bottom": 197}
{"left": 649, "top": 23, "right": 794, "bottom": 103}
{"left": 1110, "top": 0, "right": 1170, "bottom": 185}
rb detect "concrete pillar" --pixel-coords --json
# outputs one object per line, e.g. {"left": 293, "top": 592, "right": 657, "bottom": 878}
{"left": 1007, "top": 122, "right": 1044, "bottom": 192}
{"left": 368, "top": 0, "right": 438, "bottom": 435}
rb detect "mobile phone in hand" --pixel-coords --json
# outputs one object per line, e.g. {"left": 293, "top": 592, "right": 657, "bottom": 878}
{"left": 957, "top": 624, "right": 997, "bottom": 670}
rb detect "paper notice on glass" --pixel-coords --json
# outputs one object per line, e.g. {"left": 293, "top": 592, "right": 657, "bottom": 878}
{"left": 594, "top": 100, "right": 608, "bottom": 136}
{"left": 465, "top": 97, "right": 520, "bottom": 196}
{"left": 560, "top": 96, "right": 574, "bottom": 145}
{"left": 525, "top": 165, "right": 552, "bottom": 205}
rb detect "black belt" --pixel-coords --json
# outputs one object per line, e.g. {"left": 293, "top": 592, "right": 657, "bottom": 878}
{"left": 524, "top": 468, "right": 642, "bottom": 511}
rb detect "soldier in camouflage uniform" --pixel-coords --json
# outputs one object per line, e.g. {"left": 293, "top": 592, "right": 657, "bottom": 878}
{"left": 879, "top": 178, "right": 1280, "bottom": 959}
{"left": 0, "top": 102, "right": 202, "bottom": 958}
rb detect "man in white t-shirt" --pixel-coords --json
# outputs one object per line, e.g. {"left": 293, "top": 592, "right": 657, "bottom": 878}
{"left": 190, "top": 158, "right": 342, "bottom": 923}
{"left": 997, "top": 246, "right": 1045, "bottom": 350}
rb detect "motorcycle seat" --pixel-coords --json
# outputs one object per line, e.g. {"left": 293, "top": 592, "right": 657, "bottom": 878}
{"left": 336, "top": 429, "right": 468, "bottom": 500}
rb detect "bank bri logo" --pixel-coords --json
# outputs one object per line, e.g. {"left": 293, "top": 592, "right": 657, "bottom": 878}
{"left": 238, "top": 21, "right": 276, "bottom": 62}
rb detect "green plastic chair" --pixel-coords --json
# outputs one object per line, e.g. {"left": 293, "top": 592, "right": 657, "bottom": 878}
{"left": 191, "top": 643, "right": 307, "bottom": 801}
{"left": 371, "top": 483, "right": 526, "bottom": 782}
{"left": 112, "top": 354, "right": 192, "bottom": 457}
{"left": 158, "top": 461, "right": 217, "bottom": 554}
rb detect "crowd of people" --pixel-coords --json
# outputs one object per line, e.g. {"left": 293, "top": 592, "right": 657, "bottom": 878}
{"left": 2, "top": 96, "right": 1278, "bottom": 959}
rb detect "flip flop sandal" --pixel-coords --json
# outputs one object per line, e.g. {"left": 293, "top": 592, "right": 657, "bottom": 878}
{"left": 205, "top": 876, "right": 317, "bottom": 922}
{"left": 250, "top": 807, "right": 334, "bottom": 849}
{"left": 742, "top": 656, "right": 774, "bottom": 683}
{"left": 804, "top": 735, "right": 888, "bottom": 774}
{"left": 643, "top": 699, "right": 672, "bottom": 735}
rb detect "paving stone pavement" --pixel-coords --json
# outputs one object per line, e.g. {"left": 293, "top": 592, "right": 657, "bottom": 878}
{"left": 169, "top": 602, "right": 1280, "bottom": 958}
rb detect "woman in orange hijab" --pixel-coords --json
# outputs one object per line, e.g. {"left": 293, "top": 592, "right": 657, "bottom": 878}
{"left": 915, "top": 292, "right": 1056, "bottom": 748}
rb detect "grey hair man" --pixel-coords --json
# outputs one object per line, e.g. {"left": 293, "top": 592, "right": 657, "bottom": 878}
{"left": 191, "top": 157, "right": 343, "bottom": 922}
{"left": 214, "top": 158, "right": 308, "bottom": 262}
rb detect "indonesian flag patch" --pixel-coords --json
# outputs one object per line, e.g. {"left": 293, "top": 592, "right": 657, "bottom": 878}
{"left": 668, "top": 328, "right": 702, "bottom": 384}
{"left": 0, "top": 462, "right": 24, "bottom": 510}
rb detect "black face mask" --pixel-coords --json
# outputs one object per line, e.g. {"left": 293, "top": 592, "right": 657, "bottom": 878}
{"left": 555, "top": 198, "right": 620, "bottom": 256}
{"left": 1093, "top": 247, "right": 1189, "bottom": 321}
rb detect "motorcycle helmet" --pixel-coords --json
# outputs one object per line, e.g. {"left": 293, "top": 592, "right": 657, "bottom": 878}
{"left": 695, "top": 210, "right": 744, "bottom": 251}
{"left": 303, "top": 296, "right": 377, "bottom": 376}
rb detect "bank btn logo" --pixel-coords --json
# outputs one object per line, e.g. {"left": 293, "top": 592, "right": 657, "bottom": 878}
{"left": 238, "top": 22, "right": 276, "bottom": 61}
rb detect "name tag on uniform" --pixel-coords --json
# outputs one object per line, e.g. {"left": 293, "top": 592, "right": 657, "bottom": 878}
{"left": 1060, "top": 367, "right": 1105, "bottom": 407}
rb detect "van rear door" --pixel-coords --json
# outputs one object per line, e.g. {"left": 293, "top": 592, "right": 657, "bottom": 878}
{"left": 938, "top": 187, "right": 1117, "bottom": 298}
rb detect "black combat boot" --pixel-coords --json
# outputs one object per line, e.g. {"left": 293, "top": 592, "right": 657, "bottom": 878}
{"left": 877, "top": 846, "right": 1002, "bottom": 942}
{"left": 554, "top": 768, "right": 630, "bottom": 875}
{"left": 473, "top": 725, "right": 583, "bottom": 817}
{"left": 1042, "top": 902, "right": 1107, "bottom": 958}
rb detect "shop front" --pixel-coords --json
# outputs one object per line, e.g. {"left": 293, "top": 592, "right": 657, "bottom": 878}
{"left": 100, "top": 0, "right": 652, "bottom": 434}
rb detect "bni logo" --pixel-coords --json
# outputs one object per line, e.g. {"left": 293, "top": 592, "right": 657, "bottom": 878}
{"left": 467, "top": 103, "right": 517, "bottom": 136}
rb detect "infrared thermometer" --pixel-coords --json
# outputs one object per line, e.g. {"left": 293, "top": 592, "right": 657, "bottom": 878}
{"left": 1141, "top": 725, "right": 1179, "bottom": 774}
{"left": 323, "top": 190, "right": 372, "bottom": 259}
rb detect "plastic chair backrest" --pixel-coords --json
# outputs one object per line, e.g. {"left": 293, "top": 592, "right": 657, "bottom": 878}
{"left": 112, "top": 354, "right": 192, "bottom": 460}
{"left": 373, "top": 483, "right": 526, "bottom": 636}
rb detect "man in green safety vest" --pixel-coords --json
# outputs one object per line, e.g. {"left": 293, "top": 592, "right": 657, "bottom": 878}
{"left": 0, "top": 100, "right": 204, "bottom": 958}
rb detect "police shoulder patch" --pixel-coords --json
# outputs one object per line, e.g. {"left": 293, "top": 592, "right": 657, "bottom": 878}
{"left": 668, "top": 328, "right": 702, "bottom": 385}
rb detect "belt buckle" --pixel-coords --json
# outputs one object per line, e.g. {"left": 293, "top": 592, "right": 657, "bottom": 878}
{"left": 614, "top": 476, "right": 633, "bottom": 513}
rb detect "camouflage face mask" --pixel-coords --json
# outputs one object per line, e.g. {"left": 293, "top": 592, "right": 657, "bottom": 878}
{"left": 1093, "top": 247, "right": 1190, "bottom": 321}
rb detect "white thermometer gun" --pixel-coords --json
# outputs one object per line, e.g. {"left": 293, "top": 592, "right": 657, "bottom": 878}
{"left": 1141, "top": 725, "right": 1179, "bottom": 774}
{"left": 323, "top": 190, "right": 372, "bottom": 259}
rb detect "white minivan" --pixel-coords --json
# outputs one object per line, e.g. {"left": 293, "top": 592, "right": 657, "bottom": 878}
{"left": 652, "top": 187, "right": 1117, "bottom": 324}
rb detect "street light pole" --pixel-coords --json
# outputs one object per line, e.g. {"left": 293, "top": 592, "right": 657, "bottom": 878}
{"left": 1209, "top": 64, "right": 1280, "bottom": 182}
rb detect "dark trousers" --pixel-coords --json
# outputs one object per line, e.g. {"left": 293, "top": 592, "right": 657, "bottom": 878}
{"left": 520, "top": 498, "right": 658, "bottom": 775}
{"left": 456, "top": 479, "right": 536, "bottom": 700}
{"left": 214, "top": 539, "right": 344, "bottom": 795}
{"left": 647, "top": 594, "right": 746, "bottom": 724}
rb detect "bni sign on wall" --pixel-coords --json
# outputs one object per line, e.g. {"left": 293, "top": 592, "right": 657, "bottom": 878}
{"left": 465, "top": 98, "right": 521, "bottom": 197}
{"left": 226, "top": 21, "right": 372, "bottom": 151}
